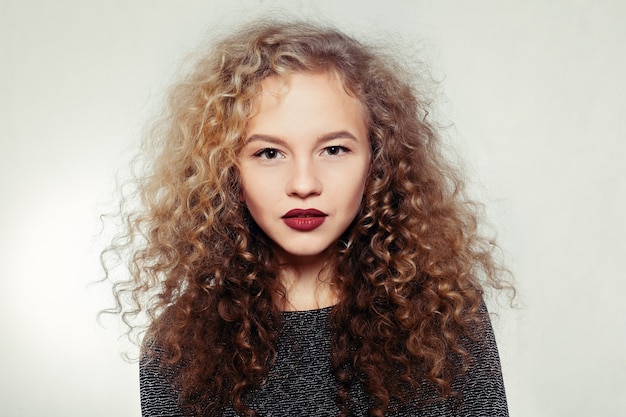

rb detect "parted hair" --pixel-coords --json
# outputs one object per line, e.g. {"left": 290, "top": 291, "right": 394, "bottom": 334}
{"left": 105, "top": 19, "right": 510, "bottom": 417}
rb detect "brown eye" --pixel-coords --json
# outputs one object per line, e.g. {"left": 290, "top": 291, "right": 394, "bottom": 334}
{"left": 254, "top": 148, "right": 282, "bottom": 159}
{"left": 323, "top": 146, "right": 349, "bottom": 156}
{"left": 263, "top": 149, "right": 278, "bottom": 159}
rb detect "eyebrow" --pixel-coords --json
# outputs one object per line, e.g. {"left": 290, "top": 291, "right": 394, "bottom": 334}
{"left": 244, "top": 130, "right": 359, "bottom": 146}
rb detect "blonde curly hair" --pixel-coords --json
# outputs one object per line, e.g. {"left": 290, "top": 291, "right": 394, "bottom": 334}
{"left": 103, "top": 19, "right": 511, "bottom": 417}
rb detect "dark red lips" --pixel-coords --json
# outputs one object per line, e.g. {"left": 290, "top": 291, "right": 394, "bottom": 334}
{"left": 282, "top": 209, "right": 327, "bottom": 231}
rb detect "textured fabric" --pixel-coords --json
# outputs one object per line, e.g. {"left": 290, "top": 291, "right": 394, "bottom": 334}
{"left": 140, "top": 306, "right": 508, "bottom": 416}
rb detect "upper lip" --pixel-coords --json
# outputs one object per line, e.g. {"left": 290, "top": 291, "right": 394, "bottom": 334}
{"left": 282, "top": 208, "right": 328, "bottom": 218}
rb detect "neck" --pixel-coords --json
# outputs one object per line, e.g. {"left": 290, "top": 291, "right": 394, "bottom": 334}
{"left": 275, "top": 251, "right": 337, "bottom": 311}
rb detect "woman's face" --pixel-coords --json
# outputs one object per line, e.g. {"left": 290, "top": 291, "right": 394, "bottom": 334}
{"left": 239, "top": 71, "right": 370, "bottom": 264}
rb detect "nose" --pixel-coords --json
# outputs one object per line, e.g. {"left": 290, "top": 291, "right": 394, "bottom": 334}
{"left": 286, "top": 157, "right": 322, "bottom": 198}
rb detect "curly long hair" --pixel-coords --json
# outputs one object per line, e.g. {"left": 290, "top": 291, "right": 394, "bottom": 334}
{"left": 104, "top": 19, "right": 511, "bottom": 417}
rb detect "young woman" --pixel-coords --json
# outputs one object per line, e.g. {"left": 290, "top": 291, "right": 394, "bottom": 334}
{"left": 108, "top": 20, "right": 512, "bottom": 417}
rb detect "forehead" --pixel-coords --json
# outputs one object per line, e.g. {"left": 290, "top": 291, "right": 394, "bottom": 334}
{"left": 250, "top": 71, "right": 366, "bottom": 122}
{"left": 242, "top": 71, "right": 369, "bottom": 149}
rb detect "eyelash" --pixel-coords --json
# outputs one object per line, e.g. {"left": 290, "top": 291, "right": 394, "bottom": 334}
{"left": 253, "top": 148, "right": 283, "bottom": 159}
{"left": 321, "top": 145, "right": 350, "bottom": 156}
{"left": 252, "top": 145, "right": 350, "bottom": 160}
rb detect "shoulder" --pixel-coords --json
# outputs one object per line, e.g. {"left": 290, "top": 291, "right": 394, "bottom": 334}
{"left": 139, "top": 342, "right": 185, "bottom": 417}
{"left": 452, "top": 302, "right": 509, "bottom": 416}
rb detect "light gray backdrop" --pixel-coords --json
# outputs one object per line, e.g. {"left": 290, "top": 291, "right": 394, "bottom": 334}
{"left": 1, "top": 1, "right": 625, "bottom": 416}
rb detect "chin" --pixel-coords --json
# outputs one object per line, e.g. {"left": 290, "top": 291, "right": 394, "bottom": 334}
{"left": 276, "top": 244, "right": 333, "bottom": 260}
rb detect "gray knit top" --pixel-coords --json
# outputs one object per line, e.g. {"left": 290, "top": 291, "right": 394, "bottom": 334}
{"left": 140, "top": 306, "right": 508, "bottom": 416}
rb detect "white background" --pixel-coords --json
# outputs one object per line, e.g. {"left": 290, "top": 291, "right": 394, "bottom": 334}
{"left": 1, "top": 1, "right": 625, "bottom": 416}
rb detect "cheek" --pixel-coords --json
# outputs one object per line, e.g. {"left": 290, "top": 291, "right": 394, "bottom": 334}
{"left": 240, "top": 178, "right": 270, "bottom": 222}
{"left": 344, "top": 173, "right": 368, "bottom": 215}
{"left": 239, "top": 173, "right": 253, "bottom": 205}
{"left": 238, "top": 165, "right": 258, "bottom": 204}
{"left": 241, "top": 187, "right": 257, "bottom": 209}
{"left": 348, "top": 165, "right": 370, "bottom": 214}
{"left": 356, "top": 161, "right": 370, "bottom": 195}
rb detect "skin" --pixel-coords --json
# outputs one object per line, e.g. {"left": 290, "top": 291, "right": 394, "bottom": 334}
{"left": 239, "top": 71, "right": 371, "bottom": 310}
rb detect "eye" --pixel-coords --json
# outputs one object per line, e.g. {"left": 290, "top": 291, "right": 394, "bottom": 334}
{"left": 253, "top": 148, "right": 283, "bottom": 160}
{"left": 322, "top": 145, "right": 349, "bottom": 156}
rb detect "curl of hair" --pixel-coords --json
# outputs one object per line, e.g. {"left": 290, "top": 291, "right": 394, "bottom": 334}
{"left": 103, "top": 19, "right": 513, "bottom": 417}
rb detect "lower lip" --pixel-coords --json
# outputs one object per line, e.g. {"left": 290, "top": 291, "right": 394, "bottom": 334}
{"left": 282, "top": 216, "right": 326, "bottom": 231}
